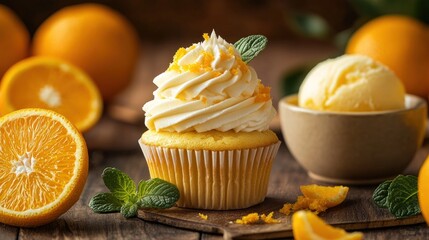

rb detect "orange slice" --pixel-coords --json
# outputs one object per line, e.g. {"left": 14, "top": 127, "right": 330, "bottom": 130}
{"left": 300, "top": 185, "right": 349, "bottom": 208}
{"left": 0, "top": 56, "right": 102, "bottom": 132}
{"left": 0, "top": 108, "right": 88, "bottom": 227}
{"left": 292, "top": 210, "right": 363, "bottom": 240}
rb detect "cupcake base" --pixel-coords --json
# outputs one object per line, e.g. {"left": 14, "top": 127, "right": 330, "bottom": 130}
{"left": 139, "top": 141, "right": 280, "bottom": 210}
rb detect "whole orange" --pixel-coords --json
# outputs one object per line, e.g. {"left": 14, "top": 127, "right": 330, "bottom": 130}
{"left": 419, "top": 155, "right": 429, "bottom": 225}
{"left": 32, "top": 3, "right": 140, "bottom": 101}
{"left": 346, "top": 15, "right": 429, "bottom": 98}
{"left": 0, "top": 4, "right": 29, "bottom": 78}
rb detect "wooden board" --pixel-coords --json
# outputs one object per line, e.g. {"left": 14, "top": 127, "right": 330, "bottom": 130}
{"left": 137, "top": 146, "right": 426, "bottom": 240}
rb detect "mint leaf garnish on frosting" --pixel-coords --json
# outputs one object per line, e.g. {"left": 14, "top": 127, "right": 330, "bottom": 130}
{"left": 89, "top": 167, "right": 180, "bottom": 218}
{"left": 234, "top": 35, "right": 267, "bottom": 63}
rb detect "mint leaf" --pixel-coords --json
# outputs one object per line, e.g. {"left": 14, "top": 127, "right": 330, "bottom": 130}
{"left": 137, "top": 178, "right": 180, "bottom": 209}
{"left": 234, "top": 35, "right": 267, "bottom": 63}
{"left": 121, "top": 202, "right": 138, "bottom": 218}
{"left": 89, "top": 193, "right": 123, "bottom": 213}
{"left": 102, "top": 167, "right": 136, "bottom": 202}
{"left": 90, "top": 168, "right": 180, "bottom": 219}
{"left": 388, "top": 175, "right": 420, "bottom": 218}
{"left": 373, "top": 180, "right": 392, "bottom": 208}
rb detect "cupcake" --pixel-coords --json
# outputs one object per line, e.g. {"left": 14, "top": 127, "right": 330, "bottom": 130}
{"left": 139, "top": 31, "right": 280, "bottom": 210}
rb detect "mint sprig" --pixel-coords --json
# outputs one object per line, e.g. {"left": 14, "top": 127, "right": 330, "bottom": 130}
{"left": 372, "top": 175, "right": 420, "bottom": 218}
{"left": 89, "top": 167, "right": 180, "bottom": 218}
{"left": 234, "top": 35, "right": 267, "bottom": 63}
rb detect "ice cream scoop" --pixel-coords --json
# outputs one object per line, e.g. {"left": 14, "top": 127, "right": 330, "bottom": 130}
{"left": 298, "top": 54, "right": 405, "bottom": 112}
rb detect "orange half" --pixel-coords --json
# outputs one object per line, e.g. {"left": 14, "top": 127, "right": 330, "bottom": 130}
{"left": 0, "top": 56, "right": 102, "bottom": 132}
{"left": 0, "top": 108, "right": 88, "bottom": 227}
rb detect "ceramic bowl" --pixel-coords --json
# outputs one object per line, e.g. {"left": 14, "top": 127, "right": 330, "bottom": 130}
{"left": 279, "top": 94, "right": 427, "bottom": 184}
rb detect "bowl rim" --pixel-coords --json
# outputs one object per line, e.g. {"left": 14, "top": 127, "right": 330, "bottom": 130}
{"left": 279, "top": 94, "right": 427, "bottom": 116}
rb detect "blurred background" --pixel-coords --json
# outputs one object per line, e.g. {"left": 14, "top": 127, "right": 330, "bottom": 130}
{"left": 1, "top": 0, "right": 427, "bottom": 150}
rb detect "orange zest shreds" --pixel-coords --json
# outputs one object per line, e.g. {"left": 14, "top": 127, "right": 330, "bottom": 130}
{"left": 170, "top": 49, "right": 214, "bottom": 73}
{"left": 174, "top": 47, "right": 187, "bottom": 61}
{"left": 168, "top": 47, "right": 187, "bottom": 71}
{"left": 235, "top": 213, "right": 259, "bottom": 224}
{"left": 182, "top": 63, "right": 203, "bottom": 73}
{"left": 168, "top": 62, "right": 180, "bottom": 72}
{"left": 200, "top": 95, "right": 207, "bottom": 104}
{"left": 235, "top": 212, "right": 280, "bottom": 225}
{"left": 228, "top": 46, "right": 235, "bottom": 55}
{"left": 261, "top": 212, "right": 280, "bottom": 224}
{"left": 203, "top": 33, "right": 209, "bottom": 41}
{"left": 255, "top": 82, "right": 272, "bottom": 102}
{"left": 279, "top": 203, "right": 293, "bottom": 215}
{"left": 279, "top": 185, "right": 349, "bottom": 216}
{"left": 293, "top": 196, "right": 312, "bottom": 211}
{"left": 211, "top": 71, "right": 222, "bottom": 78}
{"left": 220, "top": 50, "right": 233, "bottom": 61}
{"left": 201, "top": 51, "right": 214, "bottom": 70}
{"left": 237, "top": 58, "right": 248, "bottom": 73}
{"left": 198, "top": 213, "right": 208, "bottom": 220}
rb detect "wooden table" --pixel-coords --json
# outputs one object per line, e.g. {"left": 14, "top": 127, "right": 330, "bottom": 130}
{"left": 1, "top": 132, "right": 428, "bottom": 240}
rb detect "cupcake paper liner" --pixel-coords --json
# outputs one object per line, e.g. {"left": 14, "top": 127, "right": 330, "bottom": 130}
{"left": 139, "top": 141, "right": 281, "bottom": 210}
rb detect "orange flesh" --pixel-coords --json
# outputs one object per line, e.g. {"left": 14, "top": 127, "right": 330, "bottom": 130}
{"left": 0, "top": 115, "right": 76, "bottom": 211}
{"left": 6, "top": 64, "right": 94, "bottom": 127}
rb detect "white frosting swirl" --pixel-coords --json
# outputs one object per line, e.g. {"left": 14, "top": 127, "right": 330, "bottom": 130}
{"left": 143, "top": 31, "right": 276, "bottom": 133}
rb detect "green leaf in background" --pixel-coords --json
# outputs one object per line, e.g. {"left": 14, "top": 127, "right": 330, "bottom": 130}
{"left": 89, "top": 192, "right": 123, "bottom": 213}
{"left": 280, "top": 64, "right": 315, "bottom": 97}
{"left": 137, "top": 178, "right": 180, "bottom": 209}
{"left": 234, "top": 35, "right": 267, "bottom": 63}
{"left": 120, "top": 202, "right": 139, "bottom": 218}
{"left": 286, "top": 12, "right": 331, "bottom": 40}
{"left": 348, "top": 0, "right": 421, "bottom": 19}
{"left": 388, "top": 175, "right": 420, "bottom": 218}
{"left": 102, "top": 167, "right": 136, "bottom": 202}
{"left": 372, "top": 180, "right": 392, "bottom": 208}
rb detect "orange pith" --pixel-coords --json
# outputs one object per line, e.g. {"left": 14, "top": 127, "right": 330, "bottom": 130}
{"left": 0, "top": 57, "right": 102, "bottom": 132}
{"left": 0, "top": 108, "right": 88, "bottom": 227}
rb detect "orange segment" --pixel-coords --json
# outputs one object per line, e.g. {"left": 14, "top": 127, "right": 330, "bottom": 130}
{"left": 0, "top": 56, "right": 102, "bottom": 132}
{"left": 0, "top": 108, "right": 88, "bottom": 227}
{"left": 300, "top": 185, "right": 349, "bottom": 208}
{"left": 292, "top": 210, "right": 363, "bottom": 240}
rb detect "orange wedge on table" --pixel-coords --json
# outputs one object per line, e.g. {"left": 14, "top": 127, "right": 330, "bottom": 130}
{"left": 0, "top": 56, "right": 102, "bottom": 132}
{"left": 292, "top": 210, "right": 363, "bottom": 240}
{"left": 300, "top": 185, "right": 349, "bottom": 208}
{"left": 0, "top": 108, "right": 88, "bottom": 227}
